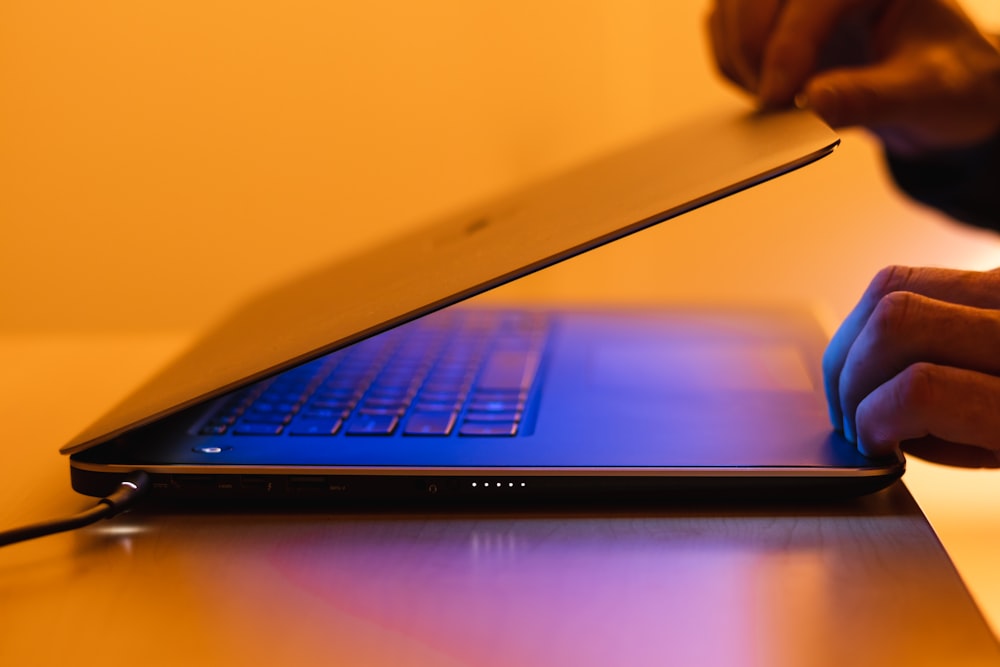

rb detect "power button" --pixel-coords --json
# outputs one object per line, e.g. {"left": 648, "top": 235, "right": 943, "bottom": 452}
{"left": 193, "top": 445, "right": 232, "bottom": 454}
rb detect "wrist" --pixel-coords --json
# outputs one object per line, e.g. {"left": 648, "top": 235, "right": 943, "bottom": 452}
{"left": 884, "top": 130, "right": 1000, "bottom": 230}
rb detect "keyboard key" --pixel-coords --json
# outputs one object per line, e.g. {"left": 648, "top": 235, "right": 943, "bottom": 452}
{"left": 417, "top": 390, "right": 465, "bottom": 403}
{"left": 301, "top": 407, "right": 351, "bottom": 420}
{"left": 403, "top": 411, "right": 458, "bottom": 436}
{"left": 422, "top": 381, "right": 472, "bottom": 394}
{"left": 241, "top": 413, "right": 294, "bottom": 425}
{"left": 412, "top": 400, "right": 464, "bottom": 412}
{"left": 467, "top": 400, "right": 525, "bottom": 413}
{"left": 315, "top": 387, "right": 361, "bottom": 400}
{"left": 288, "top": 419, "right": 343, "bottom": 436}
{"left": 232, "top": 423, "right": 285, "bottom": 436}
{"left": 358, "top": 406, "right": 407, "bottom": 416}
{"left": 249, "top": 402, "right": 299, "bottom": 415}
{"left": 361, "top": 396, "right": 410, "bottom": 409}
{"left": 459, "top": 422, "right": 519, "bottom": 437}
{"left": 470, "top": 389, "right": 527, "bottom": 402}
{"left": 309, "top": 399, "right": 354, "bottom": 411}
{"left": 463, "top": 411, "right": 522, "bottom": 423}
{"left": 477, "top": 350, "right": 539, "bottom": 391}
{"left": 345, "top": 414, "right": 399, "bottom": 436}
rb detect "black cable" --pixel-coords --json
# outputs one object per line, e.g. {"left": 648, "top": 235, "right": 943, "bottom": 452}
{"left": 0, "top": 471, "right": 151, "bottom": 548}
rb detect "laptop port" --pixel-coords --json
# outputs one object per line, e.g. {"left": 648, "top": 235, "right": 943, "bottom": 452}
{"left": 240, "top": 476, "right": 274, "bottom": 494}
{"left": 288, "top": 476, "right": 330, "bottom": 496}
{"left": 172, "top": 474, "right": 217, "bottom": 490}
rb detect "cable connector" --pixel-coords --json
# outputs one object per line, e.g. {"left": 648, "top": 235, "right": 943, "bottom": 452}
{"left": 0, "top": 471, "right": 151, "bottom": 548}
{"left": 97, "top": 471, "right": 151, "bottom": 516}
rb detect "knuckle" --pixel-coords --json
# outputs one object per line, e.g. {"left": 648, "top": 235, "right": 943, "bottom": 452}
{"left": 981, "top": 267, "right": 1000, "bottom": 291}
{"left": 868, "top": 290, "right": 920, "bottom": 340}
{"left": 867, "top": 265, "right": 915, "bottom": 301}
{"left": 893, "top": 362, "right": 939, "bottom": 413}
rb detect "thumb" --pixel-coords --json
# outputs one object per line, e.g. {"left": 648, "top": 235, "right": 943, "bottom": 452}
{"left": 798, "top": 63, "right": 920, "bottom": 130}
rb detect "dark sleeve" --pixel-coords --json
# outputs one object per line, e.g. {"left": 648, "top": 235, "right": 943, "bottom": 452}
{"left": 884, "top": 132, "right": 1000, "bottom": 232}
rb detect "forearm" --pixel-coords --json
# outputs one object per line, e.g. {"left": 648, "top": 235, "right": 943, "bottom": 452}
{"left": 882, "top": 29, "right": 1000, "bottom": 232}
{"left": 884, "top": 131, "right": 1000, "bottom": 233}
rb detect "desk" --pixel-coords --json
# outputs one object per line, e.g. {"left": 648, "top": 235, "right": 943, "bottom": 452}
{"left": 1, "top": 333, "right": 999, "bottom": 666}
{"left": 5, "top": 131, "right": 1000, "bottom": 665}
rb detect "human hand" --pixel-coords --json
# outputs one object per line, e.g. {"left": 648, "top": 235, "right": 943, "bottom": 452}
{"left": 823, "top": 265, "right": 1000, "bottom": 467}
{"left": 707, "top": 0, "right": 1000, "bottom": 157}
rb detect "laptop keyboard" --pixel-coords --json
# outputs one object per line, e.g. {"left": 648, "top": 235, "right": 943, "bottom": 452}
{"left": 196, "top": 310, "right": 549, "bottom": 438}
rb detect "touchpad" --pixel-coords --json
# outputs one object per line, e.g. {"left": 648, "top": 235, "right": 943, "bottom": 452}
{"left": 589, "top": 341, "right": 815, "bottom": 393}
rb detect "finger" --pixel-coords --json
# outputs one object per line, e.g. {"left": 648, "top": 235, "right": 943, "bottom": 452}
{"left": 718, "top": 0, "right": 758, "bottom": 92}
{"left": 718, "top": 0, "right": 782, "bottom": 94}
{"left": 839, "top": 292, "right": 1000, "bottom": 443}
{"left": 796, "top": 1, "right": 1000, "bottom": 151}
{"left": 796, "top": 65, "right": 896, "bottom": 130}
{"left": 823, "top": 266, "right": 1000, "bottom": 432}
{"left": 855, "top": 363, "right": 1000, "bottom": 464}
{"left": 823, "top": 267, "right": 1000, "bottom": 430}
{"left": 796, "top": 46, "right": 953, "bottom": 129}
{"left": 707, "top": 6, "right": 744, "bottom": 89}
{"left": 795, "top": 55, "right": 998, "bottom": 153}
{"left": 759, "top": 0, "right": 860, "bottom": 107}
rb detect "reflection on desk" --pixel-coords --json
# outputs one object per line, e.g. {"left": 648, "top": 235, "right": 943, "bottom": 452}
{"left": 2, "top": 481, "right": 998, "bottom": 666}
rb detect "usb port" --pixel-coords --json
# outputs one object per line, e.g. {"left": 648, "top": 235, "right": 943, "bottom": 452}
{"left": 288, "top": 476, "right": 328, "bottom": 496}
{"left": 172, "top": 474, "right": 217, "bottom": 490}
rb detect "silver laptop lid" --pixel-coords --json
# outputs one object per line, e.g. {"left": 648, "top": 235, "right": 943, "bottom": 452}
{"left": 62, "top": 106, "right": 838, "bottom": 455}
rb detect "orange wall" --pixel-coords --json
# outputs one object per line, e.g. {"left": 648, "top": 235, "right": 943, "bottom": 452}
{"left": 4, "top": 0, "right": 999, "bottom": 333}
{"left": 2, "top": 0, "right": 731, "bottom": 331}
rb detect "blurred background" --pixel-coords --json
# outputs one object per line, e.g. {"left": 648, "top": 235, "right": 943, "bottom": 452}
{"left": 1, "top": 0, "right": 719, "bottom": 331}
{"left": 4, "top": 0, "right": 1000, "bottom": 334}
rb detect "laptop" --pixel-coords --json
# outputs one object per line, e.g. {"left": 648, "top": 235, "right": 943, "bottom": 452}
{"left": 62, "top": 104, "right": 905, "bottom": 502}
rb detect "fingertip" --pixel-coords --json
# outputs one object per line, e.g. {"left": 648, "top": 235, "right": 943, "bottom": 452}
{"left": 822, "top": 327, "right": 853, "bottom": 437}
{"left": 842, "top": 416, "right": 856, "bottom": 445}
{"left": 855, "top": 437, "right": 872, "bottom": 458}
{"left": 758, "top": 69, "right": 791, "bottom": 108}
{"left": 804, "top": 67, "right": 900, "bottom": 130}
{"left": 799, "top": 81, "right": 843, "bottom": 127}
{"left": 823, "top": 370, "right": 844, "bottom": 432}
{"left": 758, "top": 33, "right": 812, "bottom": 107}
{"left": 856, "top": 432, "right": 898, "bottom": 461}
{"left": 827, "top": 404, "right": 843, "bottom": 434}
